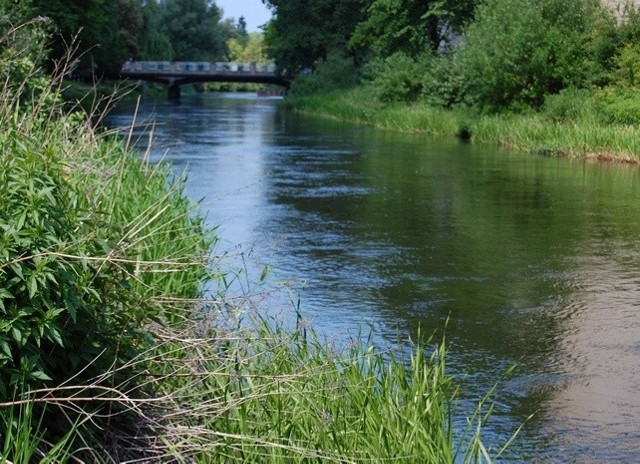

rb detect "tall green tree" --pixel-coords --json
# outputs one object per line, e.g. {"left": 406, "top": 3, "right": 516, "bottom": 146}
{"left": 350, "top": 0, "right": 477, "bottom": 59}
{"left": 160, "top": 0, "right": 227, "bottom": 61}
{"left": 261, "top": 0, "right": 366, "bottom": 75}
{"left": 116, "top": 0, "right": 144, "bottom": 61}
{"left": 140, "top": 0, "right": 173, "bottom": 60}
{"left": 29, "top": 0, "right": 115, "bottom": 76}
{"left": 228, "top": 32, "right": 268, "bottom": 62}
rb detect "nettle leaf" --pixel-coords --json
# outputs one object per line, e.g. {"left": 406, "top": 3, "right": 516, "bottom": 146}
{"left": 0, "top": 340, "right": 11, "bottom": 358}
{"left": 9, "top": 263, "right": 24, "bottom": 281}
{"left": 27, "top": 276, "right": 38, "bottom": 299}
{"left": 45, "top": 272, "right": 58, "bottom": 285}
{"left": 11, "top": 327, "right": 22, "bottom": 345}
{"left": 30, "top": 370, "right": 51, "bottom": 381}
{"left": 17, "top": 306, "right": 35, "bottom": 317}
{"left": 64, "top": 294, "right": 78, "bottom": 322}
{"left": 0, "top": 289, "right": 13, "bottom": 299}
{"left": 15, "top": 211, "right": 27, "bottom": 231}
{"left": 47, "top": 327, "right": 63, "bottom": 346}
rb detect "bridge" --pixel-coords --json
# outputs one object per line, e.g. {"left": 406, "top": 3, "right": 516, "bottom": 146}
{"left": 120, "top": 61, "right": 290, "bottom": 99}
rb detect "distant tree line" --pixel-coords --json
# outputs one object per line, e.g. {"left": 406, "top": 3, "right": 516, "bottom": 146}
{"left": 262, "top": 0, "right": 640, "bottom": 113}
{"left": 2, "top": 0, "right": 253, "bottom": 78}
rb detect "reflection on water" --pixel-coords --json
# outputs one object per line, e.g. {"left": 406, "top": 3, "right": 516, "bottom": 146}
{"left": 106, "top": 92, "right": 640, "bottom": 461}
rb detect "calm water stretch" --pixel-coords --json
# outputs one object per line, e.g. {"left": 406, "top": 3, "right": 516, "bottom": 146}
{"left": 107, "top": 93, "right": 640, "bottom": 462}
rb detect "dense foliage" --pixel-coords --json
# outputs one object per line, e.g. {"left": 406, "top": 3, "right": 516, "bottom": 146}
{"left": 265, "top": 0, "right": 640, "bottom": 120}
{"left": 0, "top": 70, "right": 211, "bottom": 403}
{"left": 454, "top": 0, "right": 603, "bottom": 110}
{"left": 350, "top": 0, "right": 477, "bottom": 58}
{"left": 9, "top": 0, "right": 249, "bottom": 78}
{"left": 261, "top": 0, "right": 367, "bottom": 75}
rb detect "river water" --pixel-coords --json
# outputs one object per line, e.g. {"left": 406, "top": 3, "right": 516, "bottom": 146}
{"left": 106, "top": 92, "right": 640, "bottom": 462}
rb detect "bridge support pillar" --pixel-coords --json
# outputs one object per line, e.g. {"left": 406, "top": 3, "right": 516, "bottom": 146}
{"left": 168, "top": 84, "right": 181, "bottom": 100}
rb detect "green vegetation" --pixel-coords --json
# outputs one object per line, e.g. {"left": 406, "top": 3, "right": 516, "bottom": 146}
{"left": 0, "top": 10, "right": 509, "bottom": 464}
{"left": 12, "top": 0, "right": 255, "bottom": 78}
{"left": 261, "top": 0, "right": 367, "bottom": 76}
{"left": 265, "top": 0, "right": 640, "bottom": 162}
{"left": 287, "top": 87, "right": 640, "bottom": 162}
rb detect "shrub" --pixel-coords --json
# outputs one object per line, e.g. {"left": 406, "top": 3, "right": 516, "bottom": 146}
{"left": 364, "top": 51, "right": 431, "bottom": 103}
{"left": 609, "top": 42, "right": 640, "bottom": 88}
{"left": 289, "top": 52, "right": 359, "bottom": 96}
{"left": 420, "top": 53, "right": 466, "bottom": 108}
{"left": 542, "top": 87, "right": 602, "bottom": 123}
{"left": 455, "top": 0, "right": 604, "bottom": 111}
{"left": 0, "top": 25, "right": 211, "bottom": 397}
{"left": 601, "top": 90, "right": 640, "bottom": 125}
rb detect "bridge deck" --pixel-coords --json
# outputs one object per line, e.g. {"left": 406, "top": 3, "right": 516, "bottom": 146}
{"left": 120, "top": 61, "right": 289, "bottom": 88}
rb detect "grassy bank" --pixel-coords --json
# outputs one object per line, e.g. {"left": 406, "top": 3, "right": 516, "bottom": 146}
{"left": 0, "top": 36, "right": 510, "bottom": 464}
{"left": 287, "top": 87, "right": 640, "bottom": 163}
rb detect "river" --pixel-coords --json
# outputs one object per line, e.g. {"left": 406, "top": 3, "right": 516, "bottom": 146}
{"left": 106, "top": 92, "right": 640, "bottom": 462}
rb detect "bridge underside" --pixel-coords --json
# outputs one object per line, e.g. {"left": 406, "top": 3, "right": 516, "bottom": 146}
{"left": 121, "top": 72, "right": 290, "bottom": 99}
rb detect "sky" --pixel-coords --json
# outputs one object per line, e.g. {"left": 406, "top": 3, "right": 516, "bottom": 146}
{"left": 216, "top": 0, "right": 272, "bottom": 32}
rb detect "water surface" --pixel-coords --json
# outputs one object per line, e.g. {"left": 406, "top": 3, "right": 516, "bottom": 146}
{"left": 107, "top": 93, "right": 640, "bottom": 462}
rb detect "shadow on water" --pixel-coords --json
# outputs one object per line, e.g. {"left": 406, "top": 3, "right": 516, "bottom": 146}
{"left": 106, "top": 92, "right": 640, "bottom": 462}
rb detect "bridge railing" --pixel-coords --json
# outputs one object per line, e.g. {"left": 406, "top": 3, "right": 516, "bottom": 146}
{"left": 121, "top": 61, "right": 277, "bottom": 74}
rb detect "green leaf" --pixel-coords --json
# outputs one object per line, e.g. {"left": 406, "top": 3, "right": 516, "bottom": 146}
{"left": 27, "top": 276, "right": 38, "bottom": 299}
{"left": 0, "top": 340, "right": 11, "bottom": 358}
{"left": 0, "top": 289, "right": 13, "bottom": 299}
{"left": 10, "top": 264, "right": 24, "bottom": 281}
{"left": 11, "top": 327, "right": 22, "bottom": 345}
{"left": 30, "top": 370, "right": 52, "bottom": 381}
{"left": 47, "top": 327, "right": 63, "bottom": 346}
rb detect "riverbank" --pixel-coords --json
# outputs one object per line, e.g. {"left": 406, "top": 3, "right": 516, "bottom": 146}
{"left": 287, "top": 87, "right": 640, "bottom": 164}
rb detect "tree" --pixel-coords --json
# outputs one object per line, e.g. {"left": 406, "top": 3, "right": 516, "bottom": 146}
{"left": 261, "top": 0, "right": 366, "bottom": 75}
{"left": 116, "top": 0, "right": 144, "bottom": 61}
{"left": 140, "top": 0, "right": 173, "bottom": 60}
{"left": 237, "top": 15, "right": 248, "bottom": 46}
{"left": 160, "top": 0, "right": 227, "bottom": 61}
{"left": 26, "top": 0, "right": 147, "bottom": 76}
{"left": 350, "top": 0, "right": 477, "bottom": 59}
{"left": 455, "top": 0, "right": 605, "bottom": 110}
{"left": 228, "top": 32, "right": 268, "bottom": 62}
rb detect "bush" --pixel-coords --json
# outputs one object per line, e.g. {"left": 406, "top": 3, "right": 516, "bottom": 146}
{"left": 601, "top": 90, "right": 640, "bottom": 125}
{"left": 289, "top": 52, "right": 359, "bottom": 96}
{"left": 0, "top": 124, "right": 211, "bottom": 398}
{"left": 609, "top": 42, "right": 640, "bottom": 88}
{"left": 542, "top": 87, "right": 602, "bottom": 123}
{"left": 420, "top": 53, "right": 466, "bottom": 108}
{"left": 364, "top": 51, "right": 431, "bottom": 103}
{"left": 0, "top": 21, "right": 211, "bottom": 397}
{"left": 455, "top": 0, "right": 605, "bottom": 111}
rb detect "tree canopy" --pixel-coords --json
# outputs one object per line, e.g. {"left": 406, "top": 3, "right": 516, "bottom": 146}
{"left": 261, "top": 0, "right": 367, "bottom": 75}
{"left": 15, "top": 0, "right": 244, "bottom": 77}
{"left": 350, "top": 0, "right": 477, "bottom": 58}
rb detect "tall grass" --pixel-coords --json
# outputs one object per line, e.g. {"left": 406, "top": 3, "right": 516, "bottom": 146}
{"left": 53, "top": 311, "right": 506, "bottom": 463}
{"left": 288, "top": 87, "right": 460, "bottom": 136}
{"left": 288, "top": 87, "right": 640, "bottom": 163}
